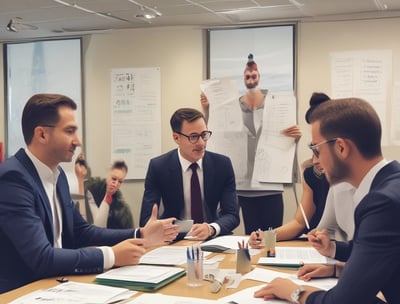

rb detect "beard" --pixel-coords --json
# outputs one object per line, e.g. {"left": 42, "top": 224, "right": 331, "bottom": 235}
{"left": 245, "top": 82, "right": 258, "bottom": 90}
{"left": 325, "top": 151, "right": 350, "bottom": 185}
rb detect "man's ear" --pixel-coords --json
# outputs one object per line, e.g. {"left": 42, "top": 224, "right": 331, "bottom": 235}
{"left": 173, "top": 133, "right": 180, "bottom": 143}
{"left": 34, "top": 126, "right": 48, "bottom": 142}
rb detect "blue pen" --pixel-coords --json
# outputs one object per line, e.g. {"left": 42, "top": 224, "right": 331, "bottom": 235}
{"left": 186, "top": 247, "right": 192, "bottom": 260}
{"left": 192, "top": 246, "right": 195, "bottom": 261}
{"left": 196, "top": 247, "right": 200, "bottom": 260}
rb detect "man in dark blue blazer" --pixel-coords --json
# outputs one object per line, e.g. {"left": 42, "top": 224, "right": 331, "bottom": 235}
{"left": 139, "top": 108, "right": 240, "bottom": 240}
{"left": 0, "top": 94, "right": 178, "bottom": 293}
{"left": 254, "top": 98, "right": 400, "bottom": 303}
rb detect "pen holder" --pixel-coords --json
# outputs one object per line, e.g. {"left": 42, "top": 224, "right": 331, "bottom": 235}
{"left": 236, "top": 248, "right": 251, "bottom": 274}
{"left": 187, "top": 258, "right": 203, "bottom": 287}
{"left": 264, "top": 229, "right": 276, "bottom": 257}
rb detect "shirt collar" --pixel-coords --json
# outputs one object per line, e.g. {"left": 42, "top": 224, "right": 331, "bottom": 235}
{"left": 353, "top": 159, "right": 389, "bottom": 205}
{"left": 25, "top": 147, "right": 60, "bottom": 185}
{"left": 177, "top": 148, "right": 203, "bottom": 172}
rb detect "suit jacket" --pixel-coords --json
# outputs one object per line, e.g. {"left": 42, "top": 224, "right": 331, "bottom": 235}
{"left": 307, "top": 161, "right": 400, "bottom": 303}
{"left": 0, "top": 149, "right": 134, "bottom": 293}
{"left": 139, "top": 149, "right": 240, "bottom": 236}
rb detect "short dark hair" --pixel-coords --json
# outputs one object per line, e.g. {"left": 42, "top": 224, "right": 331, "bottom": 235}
{"left": 305, "top": 92, "right": 330, "bottom": 124}
{"left": 170, "top": 108, "right": 205, "bottom": 132}
{"left": 309, "top": 98, "right": 382, "bottom": 159}
{"left": 112, "top": 160, "right": 128, "bottom": 173}
{"left": 22, "top": 93, "right": 77, "bottom": 145}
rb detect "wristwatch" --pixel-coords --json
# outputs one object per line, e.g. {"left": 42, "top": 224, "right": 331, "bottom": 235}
{"left": 290, "top": 286, "right": 305, "bottom": 304}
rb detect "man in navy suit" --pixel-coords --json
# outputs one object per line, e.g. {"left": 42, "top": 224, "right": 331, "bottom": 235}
{"left": 139, "top": 108, "right": 240, "bottom": 240}
{"left": 254, "top": 98, "right": 400, "bottom": 303}
{"left": 0, "top": 94, "right": 179, "bottom": 293}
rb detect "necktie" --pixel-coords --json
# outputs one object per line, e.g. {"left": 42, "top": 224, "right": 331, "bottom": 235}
{"left": 52, "top": 182, "right": 62, "bottom": 248}
{"left": 190, "top": 163, "right": 203, "bottom": 224}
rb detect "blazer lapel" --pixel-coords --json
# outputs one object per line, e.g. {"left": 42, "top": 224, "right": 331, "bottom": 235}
{"left": 15, "top": 149, "right": 55, "bottom": 238}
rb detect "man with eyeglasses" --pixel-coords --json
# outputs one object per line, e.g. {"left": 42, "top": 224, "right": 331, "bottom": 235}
{"left": 139, "top": 108, "right": 240, "bottom": 241}
{"left": 254, "top": 98, "right": 400, "bottom": 303}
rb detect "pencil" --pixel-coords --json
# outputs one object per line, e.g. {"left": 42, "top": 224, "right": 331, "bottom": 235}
{"left": 299, "top": 202, "right": 310, "bottom": 230}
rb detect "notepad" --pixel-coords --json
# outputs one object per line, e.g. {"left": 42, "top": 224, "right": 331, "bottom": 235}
{"left": 95, "top": 265, "right": 186, "bottom": 291}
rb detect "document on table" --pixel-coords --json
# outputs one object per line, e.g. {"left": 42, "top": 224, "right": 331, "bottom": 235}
{"left": 258, "top": 246, "right": 333, "bottom": 267}
{"left": 9, "top": 281, "right": 136, "bottom": 304}
{"left": 140, "top": 246, "right": 211, "bottom": 265}
{"left": 95, "top": 264, "right": 186, "bottom": 291}
{"left": 200, "top": 235, "right": 260, "bottom": 255}
{"left": 243, "top": 268, "right": 338, "bottom": 290}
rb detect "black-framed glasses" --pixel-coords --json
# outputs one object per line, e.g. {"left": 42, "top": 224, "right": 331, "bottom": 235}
{"left": 174, "top": 130, "right": 212, "bottom": 143}
{"left": 308, "top": 138, "right": 337, "bottom": 158}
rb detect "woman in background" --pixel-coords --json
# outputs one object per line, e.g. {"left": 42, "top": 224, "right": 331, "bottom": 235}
{"left": 75, "top": 155, "right": 133, "bottom": 229}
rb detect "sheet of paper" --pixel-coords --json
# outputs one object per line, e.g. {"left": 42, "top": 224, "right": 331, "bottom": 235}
{"left": 127, "top": 293, "right": 217, "bottom": 304}
{"left": 140, "top": 246, "right": 210, "bottom": 265}
{"left": 9, "top": 281, "right": 135, "bottom": 304}
{"left": 243, "top": 267, "right": 338, "bottom": 290}
{"left": 252, "top": 92, "right": 297, "bottom": 183}
{"left": 258, "top": 247, "right": 332, "bottom": 266}
{"left": 200, "top": 78, "right": 242, "bottom": 132}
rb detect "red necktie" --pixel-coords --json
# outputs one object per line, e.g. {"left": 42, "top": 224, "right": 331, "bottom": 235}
{"left": 190, "top": 163, "right": 203, "bottom": 224}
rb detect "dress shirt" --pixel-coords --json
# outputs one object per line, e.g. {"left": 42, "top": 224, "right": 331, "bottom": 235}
{"left": 353, "top": 159, "right": 389, "bottom": 205}
{"left": 177, "top": 149, "right": 220, "bottom": 236}
{"left": 24, "top": 148, "right": 115, "bottom": 269}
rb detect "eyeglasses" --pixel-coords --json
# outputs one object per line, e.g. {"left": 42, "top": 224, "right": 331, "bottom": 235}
{"left": 308, "top": 138, "right": 337, "bottom": 158}
{"left": 175, "top": 130, "right": 212, "bottom": 143}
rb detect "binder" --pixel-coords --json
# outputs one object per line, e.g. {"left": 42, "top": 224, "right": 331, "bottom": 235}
{"left": 95, "top": 265, "right": 186, "bottom": 291}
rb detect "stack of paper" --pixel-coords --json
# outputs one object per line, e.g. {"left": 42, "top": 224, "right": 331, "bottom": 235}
{"left": 95, "top": 264, "right": 186, "bottom": 291}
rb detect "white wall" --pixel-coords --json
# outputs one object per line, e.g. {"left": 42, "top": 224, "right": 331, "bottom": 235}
{"left": 2, "top": 18, "right": 400, "bottom": 233}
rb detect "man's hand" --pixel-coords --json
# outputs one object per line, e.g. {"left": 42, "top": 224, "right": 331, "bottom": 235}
{"left": 297, "top": 264, "right": 335, "bottom": 282}
{"left": 307, "top": 229, "right": 335, "bottom": 257}
{"left": 186, "top": 223, "right": 211, "bottom": 241}
{"left": 112, "top": 238, "right": 146, "bottom": 267}
{"left": 200, "top": 93, "right": 209, "bottom": 110}
{"left": 141, "top": 204, "right": 179, "bottom": 247}
{"left": 282, "top": 125, "right": 302, "bottom": 142}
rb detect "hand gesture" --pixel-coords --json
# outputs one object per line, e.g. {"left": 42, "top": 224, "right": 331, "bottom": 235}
{"left": 141, "top": 204, "right": 179, "bottom": 247}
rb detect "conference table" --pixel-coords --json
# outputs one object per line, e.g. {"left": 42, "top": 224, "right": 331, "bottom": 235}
{"left": 2, "top": 239, "right": 307, "bottom": 303}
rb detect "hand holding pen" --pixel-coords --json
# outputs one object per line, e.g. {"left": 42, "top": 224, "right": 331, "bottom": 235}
{"left": 248, "top": 228, "right": 264, "bottom": 249}
{"left": 307, "top": 229, "right": 335, "bottom": 257}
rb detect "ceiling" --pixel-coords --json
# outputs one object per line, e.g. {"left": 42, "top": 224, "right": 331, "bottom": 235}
{"left": 1, "top": 0, "right": 400, "bottom": 42}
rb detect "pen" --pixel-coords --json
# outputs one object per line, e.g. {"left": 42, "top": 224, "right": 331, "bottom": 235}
{"left": 255, "top": 228, "right": 262, "bottom": 242}
{"left": 187, "top": 247, "right": 192, "bottom": 260}
{"left": 299, "top": 202, "right": 310, "bottom": 230}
